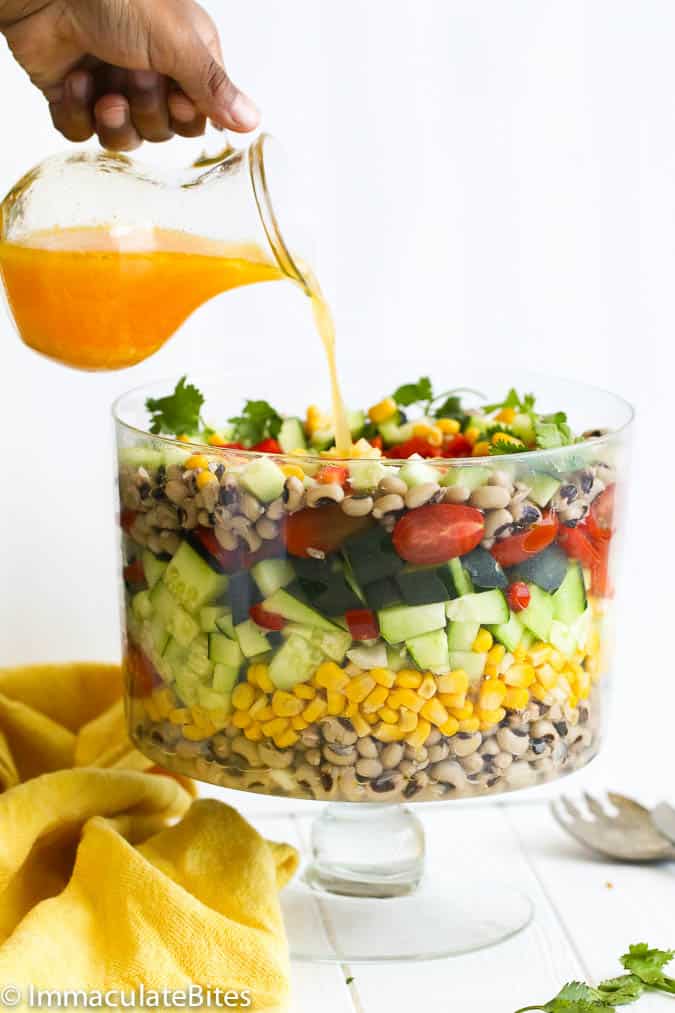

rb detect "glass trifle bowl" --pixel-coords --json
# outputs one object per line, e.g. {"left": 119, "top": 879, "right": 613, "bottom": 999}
{"left": 113, "top": 369, "right": 632, "bottom": 962}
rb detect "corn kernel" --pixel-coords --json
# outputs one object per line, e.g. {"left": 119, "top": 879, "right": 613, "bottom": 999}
{"left": 326, "top": 691, "right": 346, "bottom": 716}
{"left": 177, "top": 434, "right": 191, "bottom": 443}
{"left": 415, "top": 673, "right": 436, "bottom": 699}
{"left": 405, "top": 718, "right": 431, "bottom": 748}
{"left": 371, "top": 667, "right": 396, "bottom": 688}
{"left": 437, "top": 418, "right": 461, "bottom": 435}
{"left": 420, "top": 697, "right": 450, "bottom": 727}
{"left": 314, "top": 662, "right": 349, "bottom": 692}
{"left": 487, "top": 644, "right": 506, "bottom": 666}
{"left": 196, "top": 469, "right": 217, "bottom": 489}
{"left": 345, "top": 707, "right": 371, "bottom": 737}
{"left": 396, "top": 670, "right": 423, "bottom": 689}
{"left": 398, "top": 708, "right": 418, "bottom": 733}
{"left": 244, "top": 723, "right": 264, "bottom": 742}
{"left": 281, "top": 463, "right": 305, "bottom": 480}
{"left": 275, "top": 729, "right": 300, "bottom": 749}
{"left": 368, "top": 397, "right": 398, "bottom": 424}
{"left": 412, "top": 422, "right": 443, "bottom": 446}
{"left": 207, "top": 432, "right": 227, "bottom": 446}
{"left": 450, "top": 703, "right": 475, "bottom": 721}
{"left": 362, "top": 711, "right": 379, "bottom": 725}
{"left": 291, "top": 715, "right": 308, "bottom": 731}
{"left": 549, "top": 649, "right": 566, "bottom": 672}
{"left": 378, "top": 706, "right": 399, "bottom": 725}
{"left": 568, "top": 692, "right": 579, "bottom": 709}
{"left": 191, "top": 705, "right": 214, "bottom": 729}
{"left": 306, "top": 404, "right": 331, "bottom": 435}
{"left": 344, "top": 674, "right": 376, "bottom": 703}
{"left": 272, "top": 690, "right": 304, "bottom": 717}
{"left": 477, "top": 707, "right": 506, "bottom": 729}
{"left": 464, "top": 426, "right": 480, "bottom": 446}
{"left": 473, "top": 629, "right": 494, "bottom": 653}
{"left": 256, "top": 706, "right": 275, "bottom": 723}
{"left": 169, "top": 707, "right": 190, "bottom": 725}
{"left": 232, "top": 710, "right": 252, "bottom": 729}
{"left": 439, "top": 716, "right": 460, "bottom": 737}
{"left": 438, "top": 692, "right": 466, "bottom": 710}
{"left": 503, "top": 663, "right": 536, "bottom": 688}
{"left": 293, "top": 682, "right": 316, "bottom": 700}
{"left": 373, "top": 721, "right": 405, "bottom": 742}
{"left": 458, "top": 717, "right": 481, "bottom": 733}
{"left": 387, "top": 688, "right": 424, "bottom": 713}
{"left": 232, "top": 683, "right": 256, "bottom": 711}
{"left": 144, "top": 698, "right": 161, "bottom": 722}
{"left": 261, "top": 716, "right": 289, "bottom": 737}
{"left": 302, "top": 697, "right": 328, "bottom": 723}
{"left": 536, "top": 664, "right": 558, "bottom": 690}
{"left": 182, "top": 722, "right": 214, "bottom": 741}
{"left": 484, "top": 663, "right": 499, "bottom": 679}
{"left": 248, "top": 695, "right": 269, "bottom": 720}
{"left": 530, "top": 682, "right": 551, "bottom": 703}
{"left": 496, "top": 407, "right": 516, "bottom": 424}
{"left": 528, "top": 642, "right": 552, "bottom": 666}
{"left": 472, "top": 440, "right": 490, "bottom": 457}
{"left": 247, "top": 663, "right": 275, "bottom": 693}
{"left": 153, "top": 688, "right": 175, "bottom": 719}
{"left": 513, "top": 644, "right": 528, "bottom": 662}
{"left": 436, "top": 669, "right": 469, "bottom": 695}
{"left": 362, "top": 685, "right": 390, "bottom": 713}
{"left": 185, "top": 454, "right": 209, "bottom": 470}
{"left": 479, "top": 678, "right": 507, "bottom": 711}
{"left": 503, "top": 686, "right": 530, "bottom": 710}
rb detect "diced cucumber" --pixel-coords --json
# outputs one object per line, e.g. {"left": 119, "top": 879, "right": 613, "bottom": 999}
{"left": 488, "top": 612, "right": 523, "bottom": 652}
{"left": 552, "top": 562, "right": 587, "bottom": 625}
{"left": 199, "top": 605, "right": 230, "bottom": 633}
{"left": 310, "top": 427, "right": 334, "bottom": 451}
{"left": 349, "top": 409, "right": 367, "bottom": 440}
{"left": 132, "top": 590, "right": 153, "bottom": 621}
{"left": 349, "top": 460, "right": 387, "bottom": 491}
{"left": 209, "top": 633, "right": 243, "bottom": 667}
{"left": 346, "top": 642, "right": 389, "bottom": 669}
{"left": 234, "top": 620, "right": 271, "bottom": 658}
{"left": 446, "top": 589, "right": 509, "bottom": 625}
{"left": 448, "top": 650, "right": 487, "bottom": 682}
{"left": 406, "top": 629, "right": 449, "bottom": 671}
{"left": 269, "top": 634, "right": 324, "bottom": 690}
{"left": 460, "top": 547, "right": 507, "bottom": 589}
{"left": 447, "top": 621, "right": 480, "bottom": 652}
{"left": 119, "top": 446, "right": 164, "bottom": 471}
{"left": 263, "top": 589, "right": 341, "bottom": 633}
{"left": 212, "top": 664, "right": 239, "bottom": 694}
{"left": 196, "top": 685, "right": 232, "bottom": 725}
{"left": 142, "top": 550, "right": 168, "bottom": 589}
{"left": 519, "top": 628, "right": 534, "bottom": 651}
{"left": 440, "top": 466, "right": 491, "bottom": 490}
{"left": 378, "top": 419, "right": 412, "bottom": 446}
{"left": 512, "top": 413, "right": 535, "bottom": 445}
{"left": 164, "top": 541, "right": 229, "bottom": 613}
{"left": 283, "top": 623, "right": 352, "bottom": 663}
{"left": 399, "top": 459, "right": 440, "bottom": 488}
{"left": 188, "top": 651, "right": 214, "bottom": 680}
{"left": 378, "top": 603, "right": 446, "bottom": 644}
{"left": 147, "top": 613, "right": 170, "bottom": 655}
{"left": 549, "top": 619, "right": 576, "bottom": 657}
{"left": 572, "top": 608, "right": 592, "bottom": 652}
{"left": 519, "top": 584, "right": 554, "bottom": 641}
{"left": 240, "top": 456, "right": 285, "bottom": 503}
{"left": 448, "top": 557, "right": 474, "bottom": 596}
{"left": 215, "top": 612, "right": 236, "bottom": 639}
{"left": 163, "top": 445, "right": 190, "bottom": 469}
{"left": 251, "top": 558, "right": 296, "bottom": 597}
{"left": 163, "top": 636, "right": 188, "bottom": 676}
{"left": 167, "top": 605, "right": 200, "bottom": 648}
{"left": 525, "top": 472, "right": 561, "bottom": 508}
{"left": 174, "top": 668, "right": 201, "bottom": 707}
{"left": 150, "top": 581, "right": 179, "bottom": 624}
{"left": 386, "top": 644, "right": 409, "bottom": 671}
{"left": 278, "top": 417, "right": 307, "bottom": 454}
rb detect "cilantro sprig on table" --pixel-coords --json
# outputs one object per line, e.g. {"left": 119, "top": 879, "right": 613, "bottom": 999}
{"left": 228, "top": 400, "right": 282, "bottom": 445}
{"left": 515, "top": 944, "right": 675, "bottom": 1012}
{"left": 146, "top": 376, "right": 205, "bottom": 436}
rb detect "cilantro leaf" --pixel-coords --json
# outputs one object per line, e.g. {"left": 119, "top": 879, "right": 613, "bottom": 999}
{"left": 621, "top": 944, "right": 675, "bottom": 993}
{"left": 228, "top": 399, "right": 282, "bottom": 447}
{"left": 515, "top": 981, "right": 613, "bottom": 1012}
{"left": 488, "top": 440, "right": 526, "bottom": 456}
{"left": 597, "top": 976, "right": 645, "bottom": 1005}
{"left": 393, "top": 376, "right": 433, "bottom": 408}
{"left": 146, "top": 376, "right": 205, "bottom": 436}
{"left": 433, "top": 394, "right": 463, "bottom": 419}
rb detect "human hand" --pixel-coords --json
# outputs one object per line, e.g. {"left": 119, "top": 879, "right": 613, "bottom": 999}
{"left": 0, "top": 0, "right": 260, "bottom": 150}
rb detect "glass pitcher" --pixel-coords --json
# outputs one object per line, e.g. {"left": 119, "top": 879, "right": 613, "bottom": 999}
{"left": 0, "top": 135, "right": 310, "bottom": 370}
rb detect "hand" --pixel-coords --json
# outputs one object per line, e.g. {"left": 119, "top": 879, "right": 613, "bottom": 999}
{"left": 0, "top": 0, "right": 260, "bottom": 150}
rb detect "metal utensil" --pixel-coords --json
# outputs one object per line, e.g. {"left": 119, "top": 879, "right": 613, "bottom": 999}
{"left": 551, "top": 792, "right": 675, "bottom": 862}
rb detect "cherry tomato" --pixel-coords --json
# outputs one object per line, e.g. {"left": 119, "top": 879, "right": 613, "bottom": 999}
{"left": 345, "top": 609, "right": 380, "bottom": 640}
{"left": 125, "top": 645, "right": 159, "bottom": 699}
{"left": 123, "top": 559, "right": 145, "bottom": 585}
{"left": 490, "top": 512, "right": 559, "bottom": 567}
{"left": 392, "top": 504, "right": 485, "bottom": 565}
{"left": 587, "top": 485, "right": 615, "bottom": 542}
{"left": 120, "top": 509, "right": 137, "bottom": 535}
{"left": 251, "top": 438, "right": 282, "bottom": 454}
{"left": 442, "top": 434, "right": 473, "bottom": 458}
{"left": 191, "top": 526, "right": 242, "bottom": 572}
{"left": 285, "top": 503, "right": 373, "bottom": 558}
{"left": 249, "top": 603, "right": 286, "bottom": 630}
{"left": 506, "top": 581, "right": 531, "bottom": 612}
{"left": 317, "top": 465, "right": 349, "bottom": 486}
{"left": 384, "top": 437, "right": 442, "bottom": 459}
{"left": 557, "top": 523, "right": 599, "bottom": 569}
{"left": 590, "top": 538, "right": 611, "bottom": 597}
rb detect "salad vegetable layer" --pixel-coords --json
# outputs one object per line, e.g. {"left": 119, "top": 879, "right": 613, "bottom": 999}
{"left": 119, "top": 378, "right": 618, "bottom": 802}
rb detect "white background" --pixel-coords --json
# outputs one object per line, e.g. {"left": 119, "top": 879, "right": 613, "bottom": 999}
{"left": 0, "top": 3, "right": 673, "bottom": 1007}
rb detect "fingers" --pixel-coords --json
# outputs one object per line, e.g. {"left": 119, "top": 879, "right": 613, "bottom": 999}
{"left": 94, "top": 93, "right": 142, "bottom": 152}
{"left": 49, "top": 69, "right": 95, "bottom": 142}
{"left": 168, "top": 89, "right": 207, "bottom": 138}
{"left": 174, "top": 46, "right": 260, "bottom": 132}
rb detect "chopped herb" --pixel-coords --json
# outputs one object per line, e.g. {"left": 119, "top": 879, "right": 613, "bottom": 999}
{"left": 392, "top": 376, "right": 433, "bottom": 408}
{"left": 488, "top": 440, "right": 526, "bottom": 456}
{"left": 433, "top": 394, "right": 463, "bottom": 419}
{"left": 345, "top": 977, "right": 354, "bottom": 985}
{"left": 146, "top": 376, "right": 205, "bottom": 436}
{"left": 483, "top": 388, "right": 536, "bottom": 415}
{"left": 228, "top": 399, "right": 282, "bottom": 447}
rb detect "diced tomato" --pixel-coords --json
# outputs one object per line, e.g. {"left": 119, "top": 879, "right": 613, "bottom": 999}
{"left": 442, "top": 434, "right": 473, "bottom": 458}
{"left": 316, "top": 465, "right": 349, "bottom": 486}
{"left": 557, "top": 523, "right": 599, "bottom": 570}
{"left": 251, "top": 438, "right": 282, "bottom": 454}
{"left": 369, "top": 435, "right": 383, "bottom": 451}
{"left": 506, "top": 581, "right": 531, "bottom": 612}
{"left": 120, "top": 509, "right": 137, "bottom": 535}
{"left": 213, "top": 441, "right": 246, "bottom": 450}
{"left": 587, "top": 485, "right": 615, "bottom": 542}
{"left": 590, "top": 537, "right": 611, "bottom": 597}
{"left": 192, "top": 526, "right": 242, "bottom": 572}
{"left": 384, "top": 436, "right": 442, "bottom": 459}
{"left": 125, "top": 645, "right": 160, "bottom": 699}
{"left": 345, "top": 609, "right": 380, "bottom": 640}
{"left": 490, "top": 512, "right": 560, "bottom": 567}
{"left": 249, "top": 603, "right": 286, "bottom": 630}
{"left": 285, "top": 503, "right": 373, "bottom": 558}
{"left": 392, "top": 504, "right": 485, "bottom": 565}
{"left": 123, "top": 559, "right": 145, "bottom": 585}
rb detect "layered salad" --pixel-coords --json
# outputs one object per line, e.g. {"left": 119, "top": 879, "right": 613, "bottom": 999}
{"left": 119, "top": 377, "right": 617, "bottom": 801}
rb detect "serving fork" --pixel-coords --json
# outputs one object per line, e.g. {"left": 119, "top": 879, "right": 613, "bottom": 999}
{"left": 551, "top": 792, "right": 675, "bottom": 862}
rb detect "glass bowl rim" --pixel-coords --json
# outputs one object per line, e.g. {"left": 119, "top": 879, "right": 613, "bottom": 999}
{"left": 112, "top": 373, "right": 635, "bottom": 466}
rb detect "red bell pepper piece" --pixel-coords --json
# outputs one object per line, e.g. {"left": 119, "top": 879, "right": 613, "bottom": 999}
{"left": 249, "top": 603, "right": 286, "bottom": 630}
{"left": 345, "top": 609, "right": 380, "bottom": 640}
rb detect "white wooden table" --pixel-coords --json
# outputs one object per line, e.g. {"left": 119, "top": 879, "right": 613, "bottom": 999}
{"left": 219, "top": 768, "right": 675, "bottom": 1013}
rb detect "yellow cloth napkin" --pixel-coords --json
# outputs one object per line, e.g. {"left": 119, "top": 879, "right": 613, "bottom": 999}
{"left": 0, "top": 663, "right": 299, "bottom": 1011}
